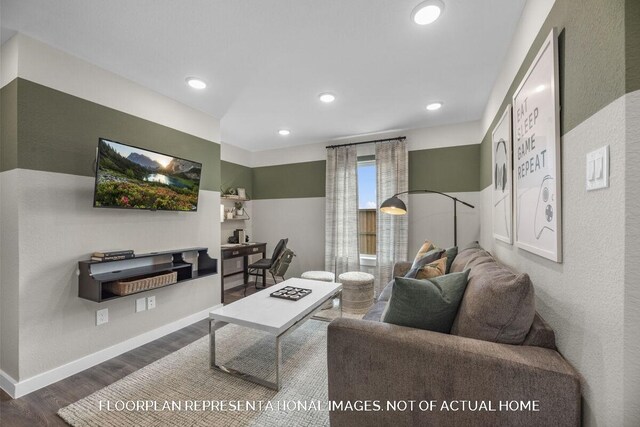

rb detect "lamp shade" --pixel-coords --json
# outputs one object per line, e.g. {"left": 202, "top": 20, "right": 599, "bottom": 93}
{"left": 380, "top": 196, "right": 407, "bottom": 215}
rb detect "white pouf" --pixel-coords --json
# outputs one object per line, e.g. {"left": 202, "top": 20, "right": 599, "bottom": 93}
{"left": 338, "top": 271, "right": 375, "bottom": 314}
{"left": 301, "top": 271, "right": 336, "bottom": 309}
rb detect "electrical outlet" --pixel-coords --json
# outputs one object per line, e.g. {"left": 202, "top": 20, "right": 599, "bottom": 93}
{"left": 136, "top": 298, "right": 147, "bottom": 313}
{"left": 96, "top": 308, "right": 109, "bottom": 326}
{"left": 236, "top": 260, "right": 242, "bottom": 269}
{"left": 147, "top": 296, "right": 156, "bottom": 310}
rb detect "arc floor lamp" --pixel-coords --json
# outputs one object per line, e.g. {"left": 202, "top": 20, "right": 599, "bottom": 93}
{"left": 380, "top": 190, "right": 475, "bottom": 246}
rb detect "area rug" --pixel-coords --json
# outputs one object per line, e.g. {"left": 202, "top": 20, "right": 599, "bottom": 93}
{"left": 312, "top": 298, "right": 366, "bottom": 321}
{"left": 58, "top": 320, "right": 330, "bottom": 426}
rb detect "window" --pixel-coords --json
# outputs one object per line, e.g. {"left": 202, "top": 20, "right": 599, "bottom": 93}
{"left": 357, "top": 159, "right": 376, "bottom": 256}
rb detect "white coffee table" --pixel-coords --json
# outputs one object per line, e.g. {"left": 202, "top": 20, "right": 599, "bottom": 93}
{"left": 209, "top": 277, "right": 342, "bottom": 390}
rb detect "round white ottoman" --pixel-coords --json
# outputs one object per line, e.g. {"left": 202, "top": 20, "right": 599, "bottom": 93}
{"left": 338, "top": 271, "right": 375, "bottom": 314}
{"left": 301, "top": 271, "right": 336, "bottom": 309}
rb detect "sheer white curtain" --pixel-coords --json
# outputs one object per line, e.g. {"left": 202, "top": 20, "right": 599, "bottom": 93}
{"left": 375, "top": 139, "right": 408, "bottom": 293}
{"left": 325, "top": 145, "right": 360, "bottom": 276}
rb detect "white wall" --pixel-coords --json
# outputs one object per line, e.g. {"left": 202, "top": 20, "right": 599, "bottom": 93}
{"left": 481, "top": 0, "right": 556, "bottom": 135}
{"left": 252, "top": 197, "right": 326, "bottom": 279}
{"left": 219, "top": 143, "right": 255, "bottom": 289}
{"left": 475, "top": 1, "right": 635, "bottom": 424}
{"left": 220, "top": 200, "right": 259, "bottom": 290}
{"left": 11, "top": 34, "right": 219, "bottom": 142}
{"left": 247, "top": 121, "right": 482, "bottom": 281}
{"left": 0, "top": 35, "right": 222, "bottom": 395}
{"left": 408, "top": 192, "right": 480, "bottom": 253}
{"left": 17, "top": 171, "right": 221, "bottom": 380}
{"left": 249, "top": 120, "right": 481, "bottom": 167}
{"left": 0, "top": 171, "right": 20, "bottom": 381}
{"left": 624, "top": 89, "right": 640, "bottom": 426}
{"left": 480, "top": 95, "right": 626, "bottom": 426}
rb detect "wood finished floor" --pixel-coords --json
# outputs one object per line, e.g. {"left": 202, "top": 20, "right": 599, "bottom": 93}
{"left": 0, "top": 284, "right": 266, "bottom": 427}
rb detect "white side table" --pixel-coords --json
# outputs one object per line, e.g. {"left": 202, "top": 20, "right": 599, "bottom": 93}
{"left": 339, "top": 271, "right": 375, "bottom": 314}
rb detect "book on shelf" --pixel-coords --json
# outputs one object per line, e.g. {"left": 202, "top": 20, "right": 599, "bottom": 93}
{"left": 92, "top": 250, "right": 134, "bottom": 257}
{"left": 91, "top": 253, "right": 135, "bottom": 262}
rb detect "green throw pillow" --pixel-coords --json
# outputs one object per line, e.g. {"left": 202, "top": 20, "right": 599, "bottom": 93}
{"left": 442, "top": 246, "right": 458, "bottom": 274}
{"left": 382, "top": 270, "right": 470, "bottom": 333}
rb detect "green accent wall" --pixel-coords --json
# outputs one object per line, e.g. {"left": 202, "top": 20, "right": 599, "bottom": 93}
{"left": 221, "top": 161, "right": 253, "bottom": 198}
{"left": 627, "top": 0, "right": 640, "bottom": 92}
{"left": 253, "top": 161, "right": 326, "bottom": 199}
{"left": 249, "top": 145, "right": 480, "bottom": 199}
{"left": 5, "top": 78, "right": 220, "bottom": 190}
{"left": 409, "top": 145, "right": 481, "bottom": 192}
{"left": 480, "top": 0, "right": 627, "bottom": 189}
{"left": 1, "top": 79, "right": 18, "bottom": 172}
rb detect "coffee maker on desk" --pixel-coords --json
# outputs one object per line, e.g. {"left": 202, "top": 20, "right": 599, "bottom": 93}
{"left": 227, "top": 229, "right": 249, "bottom": 244}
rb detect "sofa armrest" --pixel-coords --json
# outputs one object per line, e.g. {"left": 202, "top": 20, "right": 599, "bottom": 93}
{"left": 328, "top": 318, "right": 580, "bottom": 427}
{"left": 392, "top": 261, "right": 412, "bottom": 278}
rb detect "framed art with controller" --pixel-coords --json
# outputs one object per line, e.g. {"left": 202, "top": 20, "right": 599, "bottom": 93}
{"left": 512, "top": 28, "right": 562, "bottom": 262}
{"left": 492, "top": 105, "right": 513, "bottom": 244}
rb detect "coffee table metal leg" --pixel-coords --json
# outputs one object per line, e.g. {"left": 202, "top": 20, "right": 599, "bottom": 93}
{"left": 210, "top": 320, "right": 214, "bottom": 368}
{"left": 209, "top": 319, "right": 281, "bottom": 391}
{"left": 275, "top": 335, "right": 282, "bottom": 390}
{"left": 209, "top": 292, "right": 341, "bottom": 390}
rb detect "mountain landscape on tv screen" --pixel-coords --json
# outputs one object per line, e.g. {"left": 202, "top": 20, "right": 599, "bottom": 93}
{"left": 94, "top": 140, "right": 202, "bottom": 211}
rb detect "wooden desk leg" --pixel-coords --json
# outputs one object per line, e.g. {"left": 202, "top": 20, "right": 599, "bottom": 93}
{"left": 262, "top": 249, "right": 266, "bottom": 287}
{"left": 220, "top": 257, "right": 225, "bottom": 304}
{"left": 243, "top": 255, "right": 249, "bottom": 285}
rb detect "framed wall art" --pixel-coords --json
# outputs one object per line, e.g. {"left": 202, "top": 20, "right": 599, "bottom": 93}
{"left": 492, "top": 105, "right": 513, "bottom": 244}
{"left": 512, "top": 28, "right": 562, "bottom": 262}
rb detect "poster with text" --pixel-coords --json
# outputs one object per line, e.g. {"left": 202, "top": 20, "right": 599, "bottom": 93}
{"left": 492, "top": 106, "right": 513, "bottom": 244}
{"left": 512, "top": 29, "right": 562, "bottom": 262}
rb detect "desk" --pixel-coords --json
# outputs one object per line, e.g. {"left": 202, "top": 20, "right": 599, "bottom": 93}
{"left": 220, "top": 243, "right": 267, "bottom": 303}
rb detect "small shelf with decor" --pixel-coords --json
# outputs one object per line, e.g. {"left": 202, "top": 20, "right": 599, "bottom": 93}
{"left": 221, "top": 196, "right": 250, "bottom": 221}
{"left": 78, "top": 247, "right": 218, "bottom": 302}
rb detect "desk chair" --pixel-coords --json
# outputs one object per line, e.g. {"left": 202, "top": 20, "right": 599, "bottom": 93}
{"left": 246, "top": 238, "right": 288, "bottom": 294}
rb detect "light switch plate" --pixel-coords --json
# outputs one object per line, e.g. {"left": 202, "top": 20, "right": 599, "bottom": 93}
{"left": 136, "top": 297, "right": 147, "bottom": 313}
{"left": 586, "top": 145, "right": 609, "bottom": 191}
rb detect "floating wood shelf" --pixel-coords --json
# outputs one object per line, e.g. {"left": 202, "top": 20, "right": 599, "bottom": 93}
{"left": 221, "top": 195, "right": 249, "bottom": 201}
{"left": 78, "top": 247, "right": 218, "bottom": 302}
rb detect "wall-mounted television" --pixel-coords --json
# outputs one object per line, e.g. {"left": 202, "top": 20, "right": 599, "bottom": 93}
{"left": 93, "top": 138, "right": 202, "bottom": 211}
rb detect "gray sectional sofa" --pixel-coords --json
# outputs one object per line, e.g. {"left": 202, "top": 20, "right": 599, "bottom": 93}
{"left": 327, "top": 244, "right": 581, "bottom": 426}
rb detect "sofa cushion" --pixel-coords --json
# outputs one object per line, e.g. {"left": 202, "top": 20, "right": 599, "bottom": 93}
{"left": 450, "top": 251, "right": 535, "bottom": 345}
{"left": 382, "top": 271, "right": 470, "bottom": 333}
{"left": 411, "top": 257, "right": 447, "bottom": 280}
{"left": 363, "top": 300, "right": 387, "bottom": 322}
{"left": 378, "top": 280, "right": 394, "bottom": 302}
{"left": 450, "top": 245, "right": 488, "bottom": 273}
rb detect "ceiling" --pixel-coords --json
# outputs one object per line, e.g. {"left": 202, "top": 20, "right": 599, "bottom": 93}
{"left": 1, "top": 0, "right": 526, "bottom": 151}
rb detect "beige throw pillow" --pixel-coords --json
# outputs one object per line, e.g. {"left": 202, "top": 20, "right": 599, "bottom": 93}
{"left": 413, "top": 240, "right": 436, "bottom": 264}
{"left": 415, "top": 257, "right": 447, "bottom": 280}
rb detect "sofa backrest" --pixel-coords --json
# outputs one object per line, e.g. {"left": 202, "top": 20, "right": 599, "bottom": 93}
{"left": 449, "top": 246, "right": 536, "bottom": 346}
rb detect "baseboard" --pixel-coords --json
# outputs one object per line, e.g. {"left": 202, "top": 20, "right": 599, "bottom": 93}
{"left": 0, "top": 370, "right": 17, "bottom": 397}
{"left": 0, "top": 304, "right": 222, "bottom": 399}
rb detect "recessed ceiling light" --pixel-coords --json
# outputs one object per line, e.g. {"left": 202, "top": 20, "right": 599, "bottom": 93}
{"left": 186, "top": 77, "right": 207, "bottom": 89}
{"left": 412, "top": 0, "right": 444, "bottom": 25}
{"left": 278, "top": 129, "right": 291, "bottom": 136}
{"left": 319, "top": 93, "right": 336, "bottom": 103}
{"left": 426, "top": 102, "right": 443, "bottom": 111}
